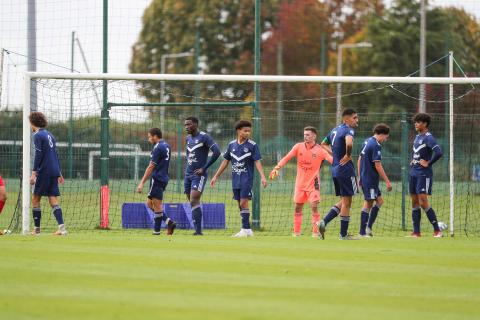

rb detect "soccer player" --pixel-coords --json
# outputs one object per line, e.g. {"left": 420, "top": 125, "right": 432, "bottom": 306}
{"left": 409, "top": 113, "right": 443, "bottom": 237}
{"left": 29, "top": 111, "right": 67, "bottom": 235}
{"left": 210, "top": 120, "right": 267, "bottom": 237}
{"left": 269, "top": 126, "right": 332, "bottom": 237}
{"left": 137, "top": 128, "right": 176, "bottom": 236}
{"left": 318, "top": 108, "right": 359, "bottom": 240}
{"left": 0, "top": 173, "right": 6, "bottom": 235}
{"left": 184, "top": 117, "right": 221, "bottom": 235}
{"left": 357, "top": 123, "right": 392, "bottom": 237}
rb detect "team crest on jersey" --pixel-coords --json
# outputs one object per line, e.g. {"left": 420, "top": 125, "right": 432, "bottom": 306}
{"left": 243, "top": 147, "right": 248, "bottom": 153}
{"left": 195, "top": 139, "right": 199, "bottom": 143}
{"left": 419, "top": 139, "right": 423, "bottom": 144}
{"left": 312, "top": 153, "right": 317, "bottom": 158}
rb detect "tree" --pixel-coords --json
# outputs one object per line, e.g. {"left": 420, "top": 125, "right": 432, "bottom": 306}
{"left": 130, "top": 0, "right": 278, "bottom": 104}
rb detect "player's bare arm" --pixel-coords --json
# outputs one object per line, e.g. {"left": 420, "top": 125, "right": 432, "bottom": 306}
{"left": 210, "top": 159, "right": 230, "bottom": 187}
{"left": 137, "top": 162, "right": 155, "bottom": 193}
{"left": 374, "top": 161, "right": 392, "bottom": 191}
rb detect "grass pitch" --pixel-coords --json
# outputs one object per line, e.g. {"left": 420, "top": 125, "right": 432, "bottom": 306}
{"left": 0, "top": 234, "right": 478, "bottom": 320}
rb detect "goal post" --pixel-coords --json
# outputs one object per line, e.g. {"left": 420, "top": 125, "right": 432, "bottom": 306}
{"left": 22, "top": 72, "right": 480, "bottom": 236}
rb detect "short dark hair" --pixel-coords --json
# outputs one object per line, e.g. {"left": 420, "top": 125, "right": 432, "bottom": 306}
{"left": 304, "top": 126, "right": 317, "bottom": 135}
{"left": 148, "top": 127, "right": 162, "bottom": 139}
{"left": 373, "top": 123, "right": 390, "bottom": 135}
{"left": 235, "top": 120, "right": 252, "bottom": 131}
{"left": 29, "top": 111, "right": 48, "bottom": 128}
{"left": 413, "top": 113, "right": 431, "bottom": 127}
{"left": 185, "top": 116, "right": 199, "bottom": 124}
{"left": 342, "top": 108, "right": 357, "bottom": 117}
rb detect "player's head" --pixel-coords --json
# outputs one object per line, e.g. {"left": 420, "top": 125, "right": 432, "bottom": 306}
{"left": 148, "top": 127, "right": 162, "bottom": 144}
{"left": 184, "top": 116, "right": 199, "bottom": 134}
{"left": 303, "top": 126, "right": 317, "bottom": 144}
{"left": 373, "top": 123, "right": 390, "bottom": 143}
{"left": 235, "top": 120, "right": 252, "bottom": 140}
{"left": 342, "top": 108, "right": 358, "bottom": 127}
{"left": 29, "top": 111, "right": 48, "bottom": 131}
{"left": 413, "top": 113, "right": 431, "bottom": 132}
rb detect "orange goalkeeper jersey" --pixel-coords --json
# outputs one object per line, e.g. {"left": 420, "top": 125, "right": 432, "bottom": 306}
{"left": 277, "top": 143, "right": 333, "bottom": 192}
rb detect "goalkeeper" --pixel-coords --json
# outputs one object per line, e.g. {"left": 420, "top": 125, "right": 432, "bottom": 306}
{"left": 269, "top": 126, "right": 332, "bottom": 237}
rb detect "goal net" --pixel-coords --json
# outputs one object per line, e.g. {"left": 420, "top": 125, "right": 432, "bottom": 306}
{"left": 16, "top": 72, "right": 480, "bottom": 236}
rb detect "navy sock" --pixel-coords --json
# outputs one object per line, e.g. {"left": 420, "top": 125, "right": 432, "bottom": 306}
{"left": 192, "top": 206, "right": 203, "bottom": 233}
{"left": 323, "top": 206, "right": 340, "bottom": 226}
{"left": 412, "top": 207, "right": 421, "bottom": 233}
{"left": 367, "top": 205, "right": 380, "bottom": 229}
{"left": 340, "top": 216, "right": 350, "bottom": 237}
{"left": 32, "top": 208, "right": 41, "bottom": 228}
{"left": 425, "top": 207, "right": 440, "bottom": 232}
{"left": 154, "top": 212, "right": 163, "bottom": 232}
{"left": 240, "top": 209, "right": 250, "bottom": 229}
{"left": 359, "top": 209, "right": 369, "bottom": 235}
{"left": 52, "top": 205, "right": 64, "bottom": 225}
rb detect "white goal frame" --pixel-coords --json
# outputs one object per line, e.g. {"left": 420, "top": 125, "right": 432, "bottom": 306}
{"left": 23, "top": 71, "right": 480, "bottom": 235}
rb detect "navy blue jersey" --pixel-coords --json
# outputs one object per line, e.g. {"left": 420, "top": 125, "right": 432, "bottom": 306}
{"left": 185, "top": 131, "right": 218, "bottom": 175}
{"left": 324, "top": 124, "right": 355, "bottom": 177}
{"left": 410, "top": 132, "right": 441, "bottom": 177}
{"left": 223, "top": 139, "right": 261, "bottom": 189}
{"left": 33, "top": 129, "right": 61, "bottom": 177}
{"left": 150, "top": 140, "right": 170, "bottom": 183}
{"left": 359, "top": 137, "right": 382, "bottom": 185}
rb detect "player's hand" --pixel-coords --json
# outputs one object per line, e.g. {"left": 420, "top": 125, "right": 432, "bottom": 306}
{"left": 419, "top": 159, "right": 429, "bottom": 168}
{"left": 386, "top": 181, "right": 393, "bottom": 192}
{"left": 210, "top": 177, "right": 217, "bottom": 188}
{"left": 29, "top": 173, "right": 36, "bottom": 185}
{"left": 194, "top": 168, "right": 205, "bottom": 176}
{"left": 357, "top": 179, "right": 362, "bottom": 190}
{"left": 58, "top": 176, "right": 65, "bottom": 185}
{"left": 136, "top": 183, "right": 144, "bottom": 193}
{"left": 269, "top": 169, "right": 279, "bottom": 180}
{"left": 261, "top": 177, "right": 267, "bottom": 188}
{"left": 339, "top": 155, "right": 352, "bottom": 166}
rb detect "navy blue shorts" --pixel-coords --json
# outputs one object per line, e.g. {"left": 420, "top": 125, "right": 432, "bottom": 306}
{"left": 184, "top": 173, "right": 208, "bottom": 194}
{"left": 233, "top": 187, "right": 252, "bottom": 201}
{"left": 361, "top": 184, "right": 381, "bottom": 200}
{"left": 333, "top": 176, "right": 358, "bottom": 197}
{"left": 409, "top": 175, "right": 432, "bottom": 195}
{"left": 34, "top": 176, "right": 60, "bottom": 197}
{"left": 148, "top": 179, "right": 166, "bottom": 200}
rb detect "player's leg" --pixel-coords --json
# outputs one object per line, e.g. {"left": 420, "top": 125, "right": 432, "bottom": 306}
{"left": 409, "top": 175, "right": 422, "bottom": 237}
{"left": 307, "top": 190, "right": 321, "bottom": 237}
{"left": 322, "top": 178, "right": 343, "bottom": 227}
{"left": 418, "top": 178, "right": 441, "bottom": 236}
{"left": 366, "top": 196, "right": 383, "bottom": 236}
{"left": 293, "top": 188, "right": 308, "bottom": 236}
{"left": 46, "top": 177, "right": 66, "bottom": 235}
{"left": 293, "top": 203, "right": 304, "bottom": 237}
{"left": 31, "top": 194, "right": 42, "bottom": 234}
{"left": 190, "top": 189, "right": 203, "bottom": 235}
{"left": 0, "top": 176, "right": 6, "bottom": 215}
{"left": 48, "top": 196, "right": 67, "bottom": 235}
{"left": 339, "top": 195, "right": 353, "bottom": 239}
{"left": 360, "top": 199, "right": 374, "bottom": 236}
{"left": 234, "top": 196, "right": 253, "bottom": 237}
{"left": 310, "top": 201, "right": 320, "bottom": 237}
{"left": 31, "top": 177, "right": 46, "bottom": 234}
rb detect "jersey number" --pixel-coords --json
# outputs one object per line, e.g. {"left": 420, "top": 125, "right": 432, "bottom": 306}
{"left": 331, "top": 131, "right": 337, "bottom": 146}
{"left": 47, "top": 135, "right": 54, "bottom": 148}
{"left": 165, "top": 147, "right": 170, "bottom": 160}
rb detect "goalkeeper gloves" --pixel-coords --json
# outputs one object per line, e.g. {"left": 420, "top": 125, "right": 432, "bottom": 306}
{"left": 269, "top": 166, "right": 281, "bottom": 180}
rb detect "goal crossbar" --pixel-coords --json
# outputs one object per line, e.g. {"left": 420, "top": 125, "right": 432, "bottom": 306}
{"left": 25, "top": 72, "right": 480, "bottom": 84}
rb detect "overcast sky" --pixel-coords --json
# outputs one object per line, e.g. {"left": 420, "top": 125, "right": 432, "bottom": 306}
{"left": 1, "top": 0, "right": 479, "bottom": 110}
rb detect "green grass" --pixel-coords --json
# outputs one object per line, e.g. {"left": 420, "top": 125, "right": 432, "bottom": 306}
{"left": 0, "top": 234, "right": 479, "bottom": 320}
